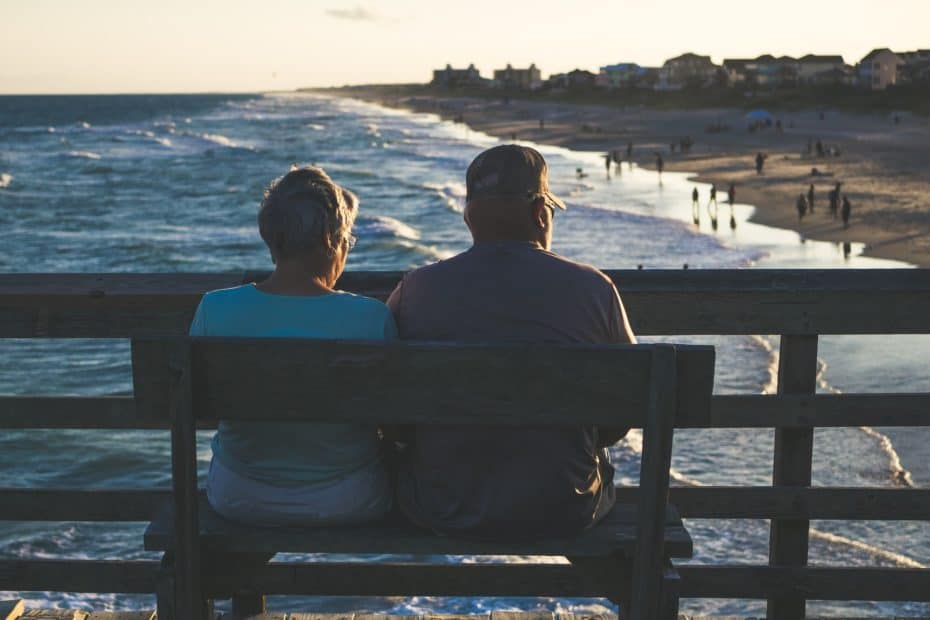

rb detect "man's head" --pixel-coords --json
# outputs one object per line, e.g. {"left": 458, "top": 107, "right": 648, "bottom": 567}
{"left": 464, "top": 145, "right": 565, "bottom": 249}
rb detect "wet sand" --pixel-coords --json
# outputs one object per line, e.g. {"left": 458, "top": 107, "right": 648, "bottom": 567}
{"left": 330, "top": 90, "right": 930, "bottom": 267}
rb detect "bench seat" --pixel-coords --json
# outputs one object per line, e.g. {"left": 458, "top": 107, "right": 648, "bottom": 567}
{"left": 145, "top": 497, "right": 692, "bottom": 558}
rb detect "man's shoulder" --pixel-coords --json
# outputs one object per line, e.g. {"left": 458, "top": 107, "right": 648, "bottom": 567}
{"left": 533, "top": 248, "right": 617, "bottom": 290}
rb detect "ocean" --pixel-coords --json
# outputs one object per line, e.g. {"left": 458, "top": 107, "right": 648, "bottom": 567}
{"left": 0, "top": 92, "right": 927, "bottom": 617}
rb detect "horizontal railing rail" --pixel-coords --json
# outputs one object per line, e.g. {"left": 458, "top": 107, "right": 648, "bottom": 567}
{"left": 2, "top": 270, "right": 930, "bottom": 618}
{"left": 2, "top": 269, "right": 929, "bottom": 336}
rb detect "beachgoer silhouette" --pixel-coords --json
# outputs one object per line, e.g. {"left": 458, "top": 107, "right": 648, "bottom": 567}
{"left": 576, "top": 168, "right": 588, "bottom": 179}
{"left": 691, "top": 187, "right": 700, "bottom": 224}
{"left": 730, "top": 212, "right": 737, "bottom": 230}
{"left": 841, "top": 195, "right": 852, "bottom": 228}
{"left": 755, "top": 152, "right": 766, "bottom": 174}
{"left": 807, "top": 183, "right": 815, "bottom": 213}
{"left": 843, "top": 241, "right": 852, "bottom": 259}
{"left": 829, "top": 182, "right": 841, "bottom": 219}
{"left": 728, "top": 183, "right": 735, "bottom": 205}
{"left": 511, "top": 132, "right": 517, "bottom": 141}
{"left": 655, "top": 153, "right": 664, "bottom": 176}
{"left": 806, "top": 138, "right": 813, "bottom": 155}
{"left": 626, "top": 141, "right": 633, "bottom": 161}
{"left": 797, "top": 193, "right": 808, "bottom": 220}
{"left": 816, "top": 140, "right": 825, "bottom": 158}
{"left": 604, "top": 153, "right": 612, "bottom": 177}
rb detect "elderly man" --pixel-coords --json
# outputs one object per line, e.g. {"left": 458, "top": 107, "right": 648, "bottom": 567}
{"left": 387, "top": 145, "right": 635, "bottom": 540}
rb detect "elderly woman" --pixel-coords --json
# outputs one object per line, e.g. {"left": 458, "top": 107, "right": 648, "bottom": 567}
{"left": 189, "top": 166, "right": 395, "bottom": 526}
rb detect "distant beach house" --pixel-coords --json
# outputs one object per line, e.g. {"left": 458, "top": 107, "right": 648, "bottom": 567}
{"left": 598, "top": 63, "right": 650, "bottom": 88}
{"left": 723, "top": 55, "right": 799, "bottom": 88}
{"left": 857, "top": 49, "right": 904, "bottom": 90}
{"left": 545, "top": 69, "right": 597, "bottom": 90}
{"left": 431, "top": 64, "right": 483, "bottom": 88}
{"left": 657, "top": 53, "right": 719, "bottom": 90}
{"left": 898, "top": 49, "right": 930, "bottom": 84}
{"left": 796, "top": 55, "right": 847, "bottom": 83}
{"left": 492, "top": 64, "right": 542, "bottom": 90}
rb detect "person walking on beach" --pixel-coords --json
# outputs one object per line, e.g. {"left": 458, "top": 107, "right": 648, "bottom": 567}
{"left": 755, "top": 152, "right": 766, "bottom": 174}
{"left": 808, "top": 183, "right": 815, "bottom": 214}
{"left": 604, "top": 152, "right": 612, "bottom": 178}
{"left": 728, "top": 183, "right": 736, "bottom": 205}
{"left": 842, "top": 195, "right": 852, "bottom": 228}
{"left": 626, "top": 141, "right": 633, "bottom": 166}
{"left": 387, "top": 144, "right": 635, "bottom": 541}
{"left": 829, "top": 182, "right": 842, "bottom": 219}
{"left": 655, "top": 153, "right": 664, "bottom": 179}
{"left": 691, "top": 187, "right": 700, "bottom": 224}
{"left": 708, "top": 184, "right": 719, "bottom": 229}
{"left": 796, "top": 193, "right": 808, "bottom": 220}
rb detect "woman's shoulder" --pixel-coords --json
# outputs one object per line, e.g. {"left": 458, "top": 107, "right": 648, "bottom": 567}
{"left": 200, "top": 284, "right": 258, "bottom": 307}
{"left": 329, "top": 291, "right": 391, "bottom": 314}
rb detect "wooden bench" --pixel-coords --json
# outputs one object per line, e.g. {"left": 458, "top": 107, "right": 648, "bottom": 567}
{"left": 132, "top": 337, "right": 714, "bottom": 620}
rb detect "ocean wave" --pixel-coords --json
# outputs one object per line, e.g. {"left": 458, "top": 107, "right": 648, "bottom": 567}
{"left": 66, "top": 150, "right": 102, "bottom": 160}
{"left": 78, "top": 121, "right": 91, "bottom": 129}
{"left": 306, "top": 123, "right": 326, "bottom": 131}
{"left": 355, "top": 215, "right": 421, "bottom": 241}
{"left": 816, "top": 359, "right": 915, "bottom": 487}
{"left": 0, "top": 173, "right": 12, "bottom": 189}
{"left": 184, "top": 131, "right": 253, "bottom": 151}
{"left": 423, "top": 181, "right": 466, "bottom": 213}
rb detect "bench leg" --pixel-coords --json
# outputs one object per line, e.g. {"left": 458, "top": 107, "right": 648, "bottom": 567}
{"left": 659, "top": 559, "right": 681, "bottom": 620}
{"left": 156, "top": 553, "right": 176, "bottom": 620}
{"left": 205, "top": 551, "right": 272, "bottom": 618}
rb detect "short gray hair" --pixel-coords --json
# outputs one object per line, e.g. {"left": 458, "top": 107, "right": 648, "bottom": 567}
{"left": 258, "top": 166, "right": 358, "bottom": 261}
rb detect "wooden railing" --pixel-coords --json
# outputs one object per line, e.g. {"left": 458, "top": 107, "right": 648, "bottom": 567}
{"left": 2, "top": 270, "right": 930, "bottom": 619}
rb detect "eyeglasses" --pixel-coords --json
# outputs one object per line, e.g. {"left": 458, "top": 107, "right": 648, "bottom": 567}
{"left": 345, "top": 234, "right": 358, "bottom": 250}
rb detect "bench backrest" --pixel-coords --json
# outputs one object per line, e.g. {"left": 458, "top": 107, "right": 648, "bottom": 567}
{"left": 130, "top": 337, "right": 714, "bottom": 620}
{"left": 132, "top": 338, "right": 714, "bottom": 426}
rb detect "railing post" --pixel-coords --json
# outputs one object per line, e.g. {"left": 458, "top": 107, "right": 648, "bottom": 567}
{"left": 767, "top": 334, "right": 819, "bottom": 620}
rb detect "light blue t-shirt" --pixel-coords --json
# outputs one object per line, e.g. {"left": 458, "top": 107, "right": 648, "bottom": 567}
{"left": 189, "top": 284, "right": 397, "bottom": 485}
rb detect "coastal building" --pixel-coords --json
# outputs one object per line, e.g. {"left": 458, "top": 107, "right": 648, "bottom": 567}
{"left": 898, "top": 49, "right": 930, "bottom": 83}
{"left": 657, "top": 53, "right": 719, "bottom": 89}
{"left": 431, "top": 64, "right": 483, "bottom": 87}
{"left": 796, "top": 55, "right": 846, "bottom": 83}
{"left": 492, "top": 64, "right": 542, "bottom": 90}
{"left": 546, "top": 69, "right": 597, "bottom": 90}
{"left": 857, "top": 49, "right": 904, "bottom": 90}
{"left": 597, "top": 63, "right": 648, "bottom": 88}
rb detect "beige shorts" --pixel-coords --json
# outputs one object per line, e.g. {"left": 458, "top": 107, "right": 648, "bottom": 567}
{"left": 206, "top": 457, "right": 392, "bottom": 527}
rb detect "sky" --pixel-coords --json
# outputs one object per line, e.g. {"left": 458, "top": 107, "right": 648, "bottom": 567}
{"left": 2, "top": 0, "right": 929, "bottom": 94}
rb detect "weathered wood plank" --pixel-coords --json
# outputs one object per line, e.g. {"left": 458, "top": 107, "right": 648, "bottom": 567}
{"left": 677, "top": 565, "right": 930, "bottom": 601}
{"left": 4, "top": 393, "right": 929, "bottom": 430}
{"left": 768, "top": 335, "right": 818, "bottom": 620}
{"left": 0, "top": 560, "right": 158, "bottom": 593}
{"left": 6, "top": 485, "right": 930, "bottom": 523}
{"left": 291, "top": 615, "right": 355, "bottom": 620}
{"left": 491, "top": 613, "right": 553, "bottom": 620}
{"left": 145, "top": 497, "right": 691, "bottom": 558}
{"left": 133, "top": 339, "right": 680, "bottom": 427}
{"left": 0, "top": 600, "right": 24, "bottom": 620}
{"left": 203, "top": 561, "right": 626, "bottom": 599}
{"left": 84, "top": 613, "right": 155, "bottom": 620}
{"left": 3, "top": 269, "right": 930, "bottom": 337}
{"left": 22, "top": 611, "right": 87, "bottom": 620}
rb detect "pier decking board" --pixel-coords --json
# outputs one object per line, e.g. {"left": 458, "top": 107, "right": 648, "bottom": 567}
{"left": 1, "top": 601, "right": 24, "bottom": 620}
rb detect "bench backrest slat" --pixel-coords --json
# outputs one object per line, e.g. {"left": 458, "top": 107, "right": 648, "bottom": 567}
{"left": 131, "top": 338, "right": 713, "bottom": 426}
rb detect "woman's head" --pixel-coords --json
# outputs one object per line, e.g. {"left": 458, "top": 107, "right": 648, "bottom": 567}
{"left": 258, "top": 166, "right": 358, "bottom": 281}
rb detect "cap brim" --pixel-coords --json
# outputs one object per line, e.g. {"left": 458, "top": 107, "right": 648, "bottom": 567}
{"left": 544, "top": 191, "right": 567, "bottom": 210}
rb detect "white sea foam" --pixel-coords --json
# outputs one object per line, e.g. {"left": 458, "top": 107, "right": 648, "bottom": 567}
{"left": 356, "top": 215, "right": 421, "bottom": 240}
{"left": 0, "top": 173, "right": 12, "bottom": 189}
{"left": 66, "top": 150, "right": 102, "bottom": 160}
{"left": 78, "top": 121, "right": 91, "bottom": 129}
{"left": 749, "top": 334, "right": 780, "bottom": 395}
{"left": 306, "top": 123, "right": 326, "bottom": 131}
{"left": 424, "top": 181, "right": 467, "bottom": 213}
{"left": 46, "top": 126, "right": 56, "bottom": 133}
{"left": 815, "top": 359, "right": 915, "bottom": 487}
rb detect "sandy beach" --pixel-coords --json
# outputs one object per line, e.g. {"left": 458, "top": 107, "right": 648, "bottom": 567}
{"left": 327, "top": 89, "right": 930, "bottom": 267}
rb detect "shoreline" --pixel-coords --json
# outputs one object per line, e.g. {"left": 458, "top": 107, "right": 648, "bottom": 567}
{"left": 319, "top": 88, "right": 930, "bottom": 268}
